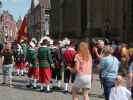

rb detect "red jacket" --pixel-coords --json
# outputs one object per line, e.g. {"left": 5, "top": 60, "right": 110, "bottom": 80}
{"left": 64, "top": 47, "right": 76, "bottom": 68}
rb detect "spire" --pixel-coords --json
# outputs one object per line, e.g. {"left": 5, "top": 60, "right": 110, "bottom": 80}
{"left": 31, "top": 0, "right": 35, "bottom": 9}
{"left": 0, "top": 1, "right": 2, "bottom": 8}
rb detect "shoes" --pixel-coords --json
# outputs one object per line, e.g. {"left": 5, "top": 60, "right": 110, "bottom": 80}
{"left": 52, "top": 86, "right": 62, "bottom": 91}
{"left": 46, "top": 90, "right": 52, "bottom": 93}
{"left": 21, "top": 74, "right": 25, "bottom": 76}
{"left": 16, "top": 74, "right": 19, "bottom": 76}
{"left": 63, "top": 90, "right": 69, "bottom": 94}
{"left": 33, "top": 86, "right": 37, "bottom": 89}
{"left": 56, "top": 87, "right": 62, "bottom": 90}
{"left": 26, "top": 84, "right": 32, "bottom": 88}
{"left": 40, "top": 89, "right": 45, "bottom": 92}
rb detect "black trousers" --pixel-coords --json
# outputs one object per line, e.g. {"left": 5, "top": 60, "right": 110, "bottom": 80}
{"left": 64, "top": 69, "right": 76, "bottom": 83}
{"left": 52, "top": 68, "right": 61, "bottom": 81}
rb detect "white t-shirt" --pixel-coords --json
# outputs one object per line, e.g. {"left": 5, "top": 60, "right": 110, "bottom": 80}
{"left": 109, "top": 86, "right": 131, "bottom": 100}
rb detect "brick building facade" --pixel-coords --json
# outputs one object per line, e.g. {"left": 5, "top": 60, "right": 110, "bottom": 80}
{"left": 27, "top": 0, "right": 50, "bottom": 40}
{"left": 0, "top": 10, "right": 17, "bottom": 42}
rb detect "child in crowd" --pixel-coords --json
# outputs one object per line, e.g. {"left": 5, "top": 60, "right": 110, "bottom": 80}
{"left": 109, "top": 75, "right": 131, "bottom": 100}
{"left": 1, "top": 42, "right": 14, "bottom": 87}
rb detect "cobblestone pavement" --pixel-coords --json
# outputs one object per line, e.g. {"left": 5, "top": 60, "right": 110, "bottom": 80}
{"left": 0, "top": 71, "right": 104, "bottom": 100}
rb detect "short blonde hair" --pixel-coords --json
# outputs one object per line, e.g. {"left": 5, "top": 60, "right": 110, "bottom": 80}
{"left": 116, "top": 75, "right": 125, "bottom": 85}
{"left": 97, "top": 40, "right": 104, "bottom": 46}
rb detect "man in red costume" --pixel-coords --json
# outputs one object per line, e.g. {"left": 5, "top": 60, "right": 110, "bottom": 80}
{"left": 63, "top": 41, "right": 77, "bottom": 93}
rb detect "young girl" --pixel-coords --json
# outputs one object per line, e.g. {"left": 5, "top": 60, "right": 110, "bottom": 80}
{"left": 1, "top": 42, "right": 14, "bottom": 87}
{"left": 109, "top": 75, "right": 131, "bottom": 100}
{"left": 72, "top": 42, "right": 92, "bottom": 100}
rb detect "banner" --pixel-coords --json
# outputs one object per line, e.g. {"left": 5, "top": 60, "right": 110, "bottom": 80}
{"left": 17, "top": 17, "right": 28, "bottom": 43}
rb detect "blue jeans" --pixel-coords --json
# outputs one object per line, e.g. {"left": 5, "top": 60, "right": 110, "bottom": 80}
{"left": 101, "top": 77, "right": 116, "bottom": 100}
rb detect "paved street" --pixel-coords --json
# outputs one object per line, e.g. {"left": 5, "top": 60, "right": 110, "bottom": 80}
{"left": 0, "top": 70, "right": 104, "bottom": 100}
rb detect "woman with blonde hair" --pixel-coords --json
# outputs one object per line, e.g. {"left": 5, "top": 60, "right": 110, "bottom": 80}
{"left": 72, "top": 41, "right": 92, "bottom": 100}
{"left": 100, "top": 46, "right": 120, "bottom": 100}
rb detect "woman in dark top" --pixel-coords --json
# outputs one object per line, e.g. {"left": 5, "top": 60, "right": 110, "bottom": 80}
{"left": 1, "top": 42, "right": 14, "bottom": 87}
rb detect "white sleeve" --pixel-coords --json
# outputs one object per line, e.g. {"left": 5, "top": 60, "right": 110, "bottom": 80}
{"left": 109, "top": 88, "right": 116, "bottom": 100}
{"left": 125, "top": 88, "right": 131, "bottom": 98}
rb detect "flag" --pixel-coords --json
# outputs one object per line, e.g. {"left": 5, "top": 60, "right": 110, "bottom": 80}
{"left": 17, "top": 17, "right": 28, "bottom": 43}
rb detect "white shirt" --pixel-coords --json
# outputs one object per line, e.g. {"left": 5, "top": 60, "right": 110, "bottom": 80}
{"left": 109, "top": 86, "right": 131, "bottom": 100}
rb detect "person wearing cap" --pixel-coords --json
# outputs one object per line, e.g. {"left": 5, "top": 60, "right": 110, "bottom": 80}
{"left": 109, "top": 75, "right": 131, "bottom": 100}
{"left": 37, "top": 39, "right": 54, "bottom": 93}
{"left": 63, "top": 40, "right": 77, "bottom": 93}
{"left": 100, "top": 45, "right": 120, "bottom": 100}
{"left": 15, "top": 43, "right": 24, "bottom": 76}
{"left": 26, "top": 38, "right": 38, "bottom": 89}
{"left": 50, "top": 40, "right": 62, "bottom": 90}
{"left": 19, "top": 40, "right": 28, "bottom": 76}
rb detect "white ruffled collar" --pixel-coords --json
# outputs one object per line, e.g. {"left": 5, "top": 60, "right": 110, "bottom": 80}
{"left": 67, "top": 47, "right": 75, "bottom": 51}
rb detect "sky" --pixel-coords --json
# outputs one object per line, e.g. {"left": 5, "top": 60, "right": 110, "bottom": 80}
{"left": 0, "top": 0, "right": 32, "bottom": 21}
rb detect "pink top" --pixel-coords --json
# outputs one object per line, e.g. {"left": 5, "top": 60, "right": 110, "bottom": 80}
{"left": 74, "top": 54, "right": 92, "bottom": 76}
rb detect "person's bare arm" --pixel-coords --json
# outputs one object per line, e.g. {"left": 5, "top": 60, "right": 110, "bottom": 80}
{"left": 75, "top": 57, "right": 80, "bottom": 73}
{"left": 128, "top": 72, "right": 133, "bottom": 89}
{"left": 1, "top": 56, "right": 4, "bottom": 66}
{"left": 93, "top": 47, "right": 102, "bottom": 59}
{"left": 12, "top": 56, "right": 15, "bottom": 67}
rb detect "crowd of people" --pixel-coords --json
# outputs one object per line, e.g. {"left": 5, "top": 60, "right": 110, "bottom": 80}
{"left": 0, "top": 36, "right": 132, "bottom": 100}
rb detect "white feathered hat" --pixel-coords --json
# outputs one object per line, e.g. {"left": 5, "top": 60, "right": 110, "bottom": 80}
{"left": 29, "top": 38, "right": 37, "bottom": 48}
{"left": 62, "top": 37, "right": 70, "bottom": 46}
{"left": 31, "top": 38, "right": 37, "bottom": 44}
{"left": 38, "top": 36, "right": 53, "bottom": 47}
{"left": 59, "top": 40, "right": 64, "bottom": 47}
